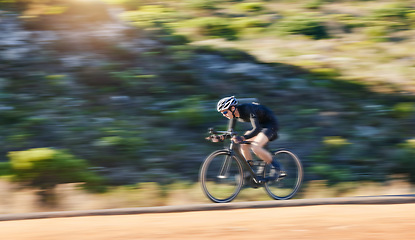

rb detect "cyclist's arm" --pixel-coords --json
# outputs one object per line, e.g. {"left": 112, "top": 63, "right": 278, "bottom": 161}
{"left": 227, "top": 118, "right": 236, "bottom": 131}
{"left": 243, "top": 112, "right": 262, "bottom": 139}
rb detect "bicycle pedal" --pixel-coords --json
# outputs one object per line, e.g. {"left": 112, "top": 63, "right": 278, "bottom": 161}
{"left": 278, "top": 171, "right": 287, "bottom": 179}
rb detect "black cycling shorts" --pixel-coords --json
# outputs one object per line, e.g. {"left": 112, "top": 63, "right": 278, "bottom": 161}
{"left": 262, "top": 127, "right": 278, "bottom": 141}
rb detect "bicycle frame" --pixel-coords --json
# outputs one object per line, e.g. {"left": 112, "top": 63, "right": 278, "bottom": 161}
{"left": 232, "top": 140, "right": 266, "bottom": 184}
{"left": 211, "top": 128, "right": 264, "bottom": 185}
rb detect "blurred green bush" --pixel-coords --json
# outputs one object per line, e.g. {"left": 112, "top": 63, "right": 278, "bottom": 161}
{"left": 231, "top": 17, "right": 269, "bottom": 30}
{"left": 180, "top": 17, "right": 238, "bottom": 40}
{"left": 162, "top": 96, "right": 209, "bottom": 127}
{"left": 323, "top": 136, "right": 351, "bottom": 149}
{"left": 395, "top": 139, "right": 415, "bottom": 182}
{"left": 184, "top": 0, "right": 218, "bottom": 10}
{"left": 370, "top": 3, "right": 412, "bottom": 22}
{"left": 364, "top": 26, "right": 390, "bottom": 42}
{"left": 391, "top": 102, "right": 415, "bottom": 119}
{"left": 304, "top": 0, "right": 327, "bottom": 10}
{"left": 308, "top": 164, "right": 354, "bottom": 184}
{"left": 274, "top": 15, "right": 329, "bottom": 39}
{"left": 233, "top": 2, "right": 265, "bottom": 13}
{"left": 2, "top": 148, "right": 105, "bottom": 195}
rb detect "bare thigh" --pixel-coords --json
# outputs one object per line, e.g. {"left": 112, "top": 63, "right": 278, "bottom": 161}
{"left": 246, "top": 132, "right": 269, "bottom": 147}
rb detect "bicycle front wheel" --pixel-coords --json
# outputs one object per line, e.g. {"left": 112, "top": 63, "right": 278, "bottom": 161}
{"left": 264, "top": 149, "right": 303, "bottom": 200}
{"left": 199, "top": 150, "right": 244, "bottom": 203}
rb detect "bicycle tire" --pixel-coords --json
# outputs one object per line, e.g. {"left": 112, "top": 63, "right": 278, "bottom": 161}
{"left": 263, "top": 149, "right": 303, "bottom": 200}
{"left": 199, "top": 150, "right": 244, "bottom": 203}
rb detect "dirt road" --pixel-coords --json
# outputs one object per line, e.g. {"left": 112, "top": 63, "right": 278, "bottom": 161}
{"left": 0, "top": 203, "right": 414, "bottom": 240}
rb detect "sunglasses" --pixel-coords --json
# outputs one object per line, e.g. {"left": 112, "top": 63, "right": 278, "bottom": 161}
{"left": 222, "top": 110, "right": 228, "bottom": 115}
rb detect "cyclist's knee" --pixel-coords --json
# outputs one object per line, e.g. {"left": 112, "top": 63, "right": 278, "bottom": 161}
{"left": 250, "top": 142, "right": 263, "bottom": 152}
{"left": 251, "top": 140, "right": 266, "bottom": 149}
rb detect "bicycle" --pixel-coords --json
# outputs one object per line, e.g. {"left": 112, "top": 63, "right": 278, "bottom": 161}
{"left": 200, "top": 128, "right": 303, "bottom": 203}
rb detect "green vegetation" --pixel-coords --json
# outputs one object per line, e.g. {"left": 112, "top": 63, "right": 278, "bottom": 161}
{"left": 178, "top": 17, "right": 238, "bottom": 40}
{"left": 233, "top": 2, "right": 265, "bottom": 13}
{"left": 120, "top": 5, "right": 179, "bottom": 28}
{"left": 323, "top": 136, "right": 351, "bottom": 149}
{"left": 185, "top": 0, "right": 219, "bottom": 10}
{"left": 273, "top": 15, "right": 329, "bottom": 39}
{"left": 1, "top": 148, "right": 104, "bottom": 204}
{"left": 394, "top": 138, "right": 415, "bottom": 182}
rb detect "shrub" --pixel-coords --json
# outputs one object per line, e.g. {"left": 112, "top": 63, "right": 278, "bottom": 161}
{"left": 323, "top": 136, "right": 351, "bottom": 149}
{"left": 233, "top": 2, "right": 265, "bottom": 13}
{"left": 304, "top": 0, "right": 326, "bottom": 10}
{"left": 93, "top": 135, "right": 147, "bottom": 153}
{"left": 408, "top": 11, "right": 415, "bottom": 28}
{"left": 308, "top": 164, "right": 354, "bottom": 184}
{"left": 162, "top": 96, "right": 208, "bottom": 127}
{"left": 331, "top": 14, "right": 367, "bottom": 30}
{"left": 163, "top": 105, "right": 206, "bottom": 128}
{"left": 401, "top": 138, "right": 415, "bottom": 150}
{"left": 274, "top": 15, "right": 329, "bottom": 39}
{"left": 310, "top": 68, "right": 341, "bottom": 79}
{"left": 3, "top": 148, "right": 105, "bottom": 197}
{"left": 367, "top": 3, "right": 414, "bottom": 31}
{"left": 0, "top": 162, "right": 12, "bottom": 176}
{"left": 159, "top": 34, "right": 189, "bottom": 45}
{"left": 391, "top": 102, "right": 415, "bottom": 119}
{"left": 182, "top": 17, "right": 237, "bottom": 40}
{"left": 370, "top": 4, "right": 411, "bottom": 21}
{"left": 364, "top": 25, "right": 389, "bottom": 42}
{"left": 231, "top": 17, "right": 269, "bottom": 31}
{"left": 185, "top": 0, "right": 218, "bottom": 10}
{"left": 395, "top": 139, "right": 415, "bottom": 182}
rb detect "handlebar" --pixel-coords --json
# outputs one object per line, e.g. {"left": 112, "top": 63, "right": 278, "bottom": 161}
{"left": 207, "top": 128, "right": 251, "bottom": 144}
{"left": 208, "top": 128, "right": 238, "bottom": 136}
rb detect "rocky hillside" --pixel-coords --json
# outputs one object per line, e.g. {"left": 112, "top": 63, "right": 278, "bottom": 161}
{"left": 0, "top": 1, "right": 414, "bottom": 187}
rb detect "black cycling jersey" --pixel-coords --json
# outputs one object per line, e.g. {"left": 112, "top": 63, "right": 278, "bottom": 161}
{"left": 229, "top": 103, "right": 279, "bottom": 141}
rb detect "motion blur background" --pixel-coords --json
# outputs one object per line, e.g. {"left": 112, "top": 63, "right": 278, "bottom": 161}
{"left": 0, "top": 0, "right": 414, "bottom": 213}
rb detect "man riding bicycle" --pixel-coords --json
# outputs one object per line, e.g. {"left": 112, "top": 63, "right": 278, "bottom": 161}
{"left": 215, "top": 96, "right": 284, "bottom": 180}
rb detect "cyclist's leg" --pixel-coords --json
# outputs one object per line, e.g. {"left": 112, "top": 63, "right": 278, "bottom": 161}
{"left": 240, "top": 133, "right": 254, "bottom": 182}
{"left": 240, "top": 143, "right": 252, "bottom": 162}
{"left": 251, "top": 131, "right": 282, "bottom": 173}
{"left": 249, "top": 133, "right": 272, "bottom": 164}
{"left": 240, "top": 131, "right": 253, "bottom": 164}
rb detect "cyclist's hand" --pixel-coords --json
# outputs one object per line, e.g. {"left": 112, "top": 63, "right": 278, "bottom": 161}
{"left": 232, "top": 136, "right": 245, "bottom": 143}
{"left": 207, "top": 135, "right": 224, "bottom": 142}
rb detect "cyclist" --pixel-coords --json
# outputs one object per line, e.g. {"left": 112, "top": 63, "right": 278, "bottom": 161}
{"left": 215, "top": 96, "right": 284, "bottom": 180}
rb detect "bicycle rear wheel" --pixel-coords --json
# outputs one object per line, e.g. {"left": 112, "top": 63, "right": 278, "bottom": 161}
{"left": 264, "top": 149, "right": 303, "bottom": 200}
{"left": 199, "top": 150, "right": 244, "bottom": 203}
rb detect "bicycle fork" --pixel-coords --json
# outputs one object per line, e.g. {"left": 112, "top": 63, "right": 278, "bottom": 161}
{"left": 217, "top": 154, "right": 232, "bottom": 179}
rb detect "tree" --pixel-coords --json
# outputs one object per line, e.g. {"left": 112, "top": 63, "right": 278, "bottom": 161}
{"left": 1, "top": 148, "right": 105, "bottom": 205}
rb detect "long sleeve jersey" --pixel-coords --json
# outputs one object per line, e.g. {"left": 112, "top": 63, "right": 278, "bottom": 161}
{"left": 228, "top": 103, "right": 279, "bottom": 139}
